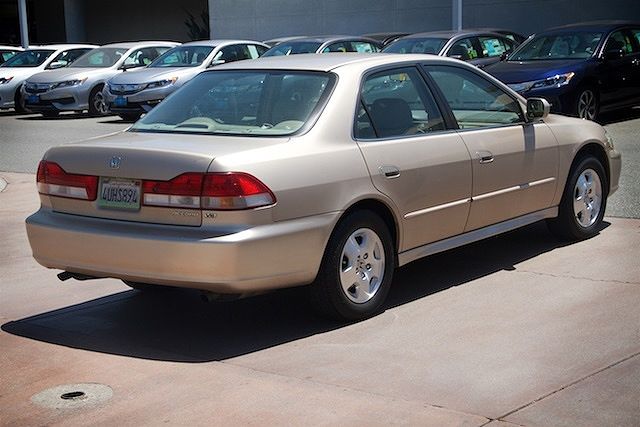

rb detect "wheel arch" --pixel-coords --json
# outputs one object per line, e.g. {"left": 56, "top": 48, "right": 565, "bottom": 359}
{"left": 338, "top": 197, "right": 401, "bottom": 256}
{"left": 572, "top": 141, "right": 610, "bottom": 191}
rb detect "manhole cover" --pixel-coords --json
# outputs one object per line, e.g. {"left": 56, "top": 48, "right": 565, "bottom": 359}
{"left": 31, "top": 383, "right": 112, "bottom": 409}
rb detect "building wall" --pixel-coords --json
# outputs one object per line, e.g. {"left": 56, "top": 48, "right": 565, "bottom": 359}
{"left": 82, "top": 0, "right": 208, "bottom": 44}
{"left": 209, "top": 0, "right": 640, "bottom": 40}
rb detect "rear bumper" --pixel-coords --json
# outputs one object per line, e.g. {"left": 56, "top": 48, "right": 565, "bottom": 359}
{"left": 26, "top": 208, "right": 338, "bottom": 293}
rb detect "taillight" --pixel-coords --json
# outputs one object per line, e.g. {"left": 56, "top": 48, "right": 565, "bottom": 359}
{"left": 36, "top": 160, "right": 98, "bottom": 201}
{"left": 142, "top": 172, "right": 275, "bottom": 210}
{"left": 142, "top": 173, "right": 203, "bottom": 209}
{"left": 202, "top": 173, "right": 275, "bottom": 210}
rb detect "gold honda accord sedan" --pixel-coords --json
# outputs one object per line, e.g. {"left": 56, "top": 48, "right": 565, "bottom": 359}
{"left": 26, "top": 53, "right": 621, "bottom": 320}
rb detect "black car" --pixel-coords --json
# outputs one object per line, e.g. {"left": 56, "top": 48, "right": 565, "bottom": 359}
{"left": 485, "top": 21, "right": 640, "bottom": 120}
{"left": 383, "top": 30, "right": 520, "bottom": 68}
{"left": 362, "top": 32, "right": 410, "bottom": 46}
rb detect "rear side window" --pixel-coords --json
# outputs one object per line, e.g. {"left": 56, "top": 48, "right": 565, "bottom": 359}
{"left": 351, "top": 41, "right": 379, "bottom": 53}
{"left": 424, "top": 65, "right": 524, "bottom": 128}
{"left": 323, "top": 42, "right": 350, "bottom": 53}
{"left": 631, "top": 29, "right": 640, "bottom": 50}
{"left": 355, "top": 67, "right": 445, "bottom": 139}
{"left": 478, "top": 37, "right": 508, "bottom": 57}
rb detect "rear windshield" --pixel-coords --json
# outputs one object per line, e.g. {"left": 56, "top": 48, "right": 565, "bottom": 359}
{"left": 150, "top": 46, "right": 215, "bottom": 68}
{"left": 509, "top": 31, "right": 603, "bottom": 60}
{"left": 1, "top": 49, "right": 54, "bottom": 67}
{"left": 383, "top": 38, "right": 447, "bottom": 54}
{"left": 70, "top": 47, "right": 128, "bottom": 68}
{"left": 262, "top": 42, "right": 323, "bottom": 56}
{"left": 130, "top": 70, "right": 335, "bottom": 136}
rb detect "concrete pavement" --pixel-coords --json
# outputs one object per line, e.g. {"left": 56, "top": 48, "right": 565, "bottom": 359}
{"left": 1, "top": 170, "right": 638, "bottom": 426}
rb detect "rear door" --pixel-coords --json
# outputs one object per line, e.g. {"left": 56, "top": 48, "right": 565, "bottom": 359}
{"left": 599, "top": 29, "right": 637, "bottom": 106}
{"left": 354, "top": 66, "right": 472, "bottom": 251}
{"left": 423, "top": 64, "right": 558, "bottom": 231}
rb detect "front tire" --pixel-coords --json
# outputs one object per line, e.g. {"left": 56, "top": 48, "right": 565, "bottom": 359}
{"left": 88, "top": 86, "right": 108, "bottom": 116}
{"left": 14, "top": 88, "right": 26, "bottom": 113}
{"left": 575, "top": 87, "right": 599, "bottom": 121}
{"left": 547, "top": 156, "right": 608, "bottom": 241}
{"left": 309, "top": 210, "right": 395, "bottom": 321}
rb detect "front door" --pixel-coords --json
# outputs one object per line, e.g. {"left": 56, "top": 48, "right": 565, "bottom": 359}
{"left": 354, "top": 66, "right": 472, "bottom": 251}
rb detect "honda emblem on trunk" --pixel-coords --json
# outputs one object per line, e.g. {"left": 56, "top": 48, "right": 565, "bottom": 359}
{"left": 109, "top": 156, "right": 122, "bottom": 169}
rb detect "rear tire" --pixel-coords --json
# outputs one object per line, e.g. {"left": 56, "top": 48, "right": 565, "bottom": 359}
{"left": 547, "top": 156, "right": 608, "bottom": 241}
{"left": 309, "top": 210, "right": 395, "bottom": 321}
{"left": 88, "top": 86, "right": 108, "bottom": 116}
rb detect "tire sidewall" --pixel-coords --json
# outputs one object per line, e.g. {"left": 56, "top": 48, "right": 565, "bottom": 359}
{"left": 318, "top": 211, "right": 395, "bottom": 320}
{"left": 88, "top": 86, "right": 106, "bottom": 116}
{"left": 562, "top": 156, "right": 608, "bottom": 239}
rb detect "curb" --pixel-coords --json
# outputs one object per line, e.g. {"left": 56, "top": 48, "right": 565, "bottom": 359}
{"left": 0, "top": 177, "right": 7, "bottom": 193}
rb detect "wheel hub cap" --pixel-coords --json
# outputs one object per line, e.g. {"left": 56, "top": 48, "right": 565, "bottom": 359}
{"left": 573, "top": 168, "right": 602, "bottom": 228}
{"left": 339, "top": 228, "right": 385, "bottom": 304}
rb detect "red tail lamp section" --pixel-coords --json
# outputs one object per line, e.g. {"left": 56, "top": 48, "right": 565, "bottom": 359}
{"left": 36, "top": 160, "right": 98, "bottom": 200}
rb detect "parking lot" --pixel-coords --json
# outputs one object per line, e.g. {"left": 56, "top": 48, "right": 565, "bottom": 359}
{"left": 1, "top": 110, "right": 639, "bottom": 425}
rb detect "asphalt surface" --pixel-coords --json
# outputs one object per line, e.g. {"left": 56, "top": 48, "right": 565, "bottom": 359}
{"left": 1, "top": 109, "right": 639, "bottom": 425}
{"left": 0, "top": 108, "right": 638, "bottom": 218}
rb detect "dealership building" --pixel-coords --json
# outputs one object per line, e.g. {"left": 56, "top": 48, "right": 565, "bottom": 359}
{"left": 1, "top": 0, "right": 639, "bottom": 46}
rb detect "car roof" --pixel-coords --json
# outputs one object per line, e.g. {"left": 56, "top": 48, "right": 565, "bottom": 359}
{"left": 181, "top": 39, "right": 268, "bottom": 47}
{"left": 212, "top": 52, "right": 461, "bottom": 73}
{"left": 0, "top": 45, "right": 23, "bottom": 50}
{"left": 542, "top": 20, "right": 639, "bottom": 33}
{"left": 401, "top": 30, "right": 505, "bottom": 39}
{"left": 283, "top": 35, "right": 379, "bottom": 44}
{"left": 100, "top": 41, "right": 179, "bottom": 49}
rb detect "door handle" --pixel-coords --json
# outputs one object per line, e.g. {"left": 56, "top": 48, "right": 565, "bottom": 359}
{"left": 476, "top": 150, "right": 494, "bottom": 164}
{"left": 379, "top": 165, "right": 400, "bottom": 179}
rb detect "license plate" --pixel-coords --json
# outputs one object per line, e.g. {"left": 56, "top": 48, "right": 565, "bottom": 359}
{"left": 114, "top": 96, "right": 127, "bottom": 107}
{"left": 98, "top": 177, "right": 141, "bottom": 210}
{"left": 27, "top": 94, "right": 39, "bottom": 104}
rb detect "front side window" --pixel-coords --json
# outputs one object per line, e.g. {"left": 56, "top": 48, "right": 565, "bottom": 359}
{"left": 323, "top": 42, "right": 350, "bottom": 53}
{"left": 130, "top": 71, "right": 335, "bottom": 136}
{"left": 150, "top": 46, "right": 215, "bottom": 67}
{"left": 447, "top": 38, "right": 479, "bottom": 60}
{"left": 383, "top": 37, "right": 447, "bottom": 54}
{"left": 509, "top": 31, "right": 603, "bottom": 60}
{"left": 605, "top": 30, "right": 634, "bottom": 55}
{"left": 70, "top": 48, "right": 128, "bottom": 68}
{"left": 1, "top": 49, "right": 54, "bottom": 67}
{"left": 122, "top": 47, "right": 168, "bottom": 68}
{"left": 425, "top": 65, "right": 524, "bottom": 128}
{"left": 356, "top": 67, "right": 445, "bottom": 139}
{"left": 46, "top": 48, "right": 91, "bottom": 69}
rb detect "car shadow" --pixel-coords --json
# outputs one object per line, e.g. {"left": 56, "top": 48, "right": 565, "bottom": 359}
{"left": 17, "top": 112, "right": 100, "bottom": 121}
{"left": 598, "top": 106, "right": 640, "bottom": 125}
{"left": 2, "top": 220, "right": 610, "bottom": 363}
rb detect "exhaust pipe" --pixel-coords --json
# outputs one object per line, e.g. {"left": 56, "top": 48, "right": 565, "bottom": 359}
{"left": 57, "top": 271, "right": 100, "bottom": 282}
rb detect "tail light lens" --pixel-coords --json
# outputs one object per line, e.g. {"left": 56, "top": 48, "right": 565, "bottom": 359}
{"left": 202, "top": 173, "right": 276, "bottom": 210}
{"left": 142, "top": 172, "right": 275, "bottom": 210}
{"left": 36, "top": 160, "right": 98, "bottom": 200}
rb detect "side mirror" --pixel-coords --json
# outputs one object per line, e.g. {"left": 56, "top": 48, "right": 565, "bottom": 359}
{"left": 604, "top": 48, "right": 624, "bottom": 61}
{"left": 448, "top": 54, "right": 463, "bottom": 60}
{"left": 48, "top": 61, "right": 67, "bottom": 69}
{"left": 208, "top": 59, "right": 226, "bottom": 67}
{"left": 500, "top": 51, "right": 509, "bottom": 61}
{"left": 526, "top": 97, "right": 551, "bottom": 121}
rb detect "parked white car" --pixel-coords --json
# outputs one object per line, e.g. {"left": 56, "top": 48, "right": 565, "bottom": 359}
{"left": 0, "top": 44, "right": 96, "bottom": 112}
{"left": 23, "top": 41, "right": 178, "bottom": 117}
{"left": 103, "top": 40, "right": 268, "bottom": 121}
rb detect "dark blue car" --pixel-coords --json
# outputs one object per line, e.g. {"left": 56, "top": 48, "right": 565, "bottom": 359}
{"left": 486, "top": 21, "right": 640, "bottom": 120}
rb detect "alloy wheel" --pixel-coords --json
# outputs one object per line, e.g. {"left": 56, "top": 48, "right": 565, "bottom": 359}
{"left": 577, "top": 90, "right": 597, "bottom": 120}
{"left": 339, "top": 228, "right": 385, "bottom": 304}
{"left": 573, "top": 168, "right": 602, "bottom": 228}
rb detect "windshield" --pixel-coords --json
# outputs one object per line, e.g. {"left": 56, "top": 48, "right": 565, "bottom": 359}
{"left": 70, "top": 47, "right": 128, "bottom": 68}
{"left": 150, "top": 45, "right": 215, "bottom": 68}
{"left": 383, "top": 38, "right": 447, "bottom": 54}
{"left": 262, "top": 42, "right": 323, "bottom": 56}
{"left": 509, "top": 31, "right": 603, "bottom": 60}
{"left": 130, "top": 70, "right": 335, "bottom": 136}
{"left": 1, "top": 50, "right": 54, "bottom": 67}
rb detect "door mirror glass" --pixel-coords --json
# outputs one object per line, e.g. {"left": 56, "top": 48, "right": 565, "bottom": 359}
{"left": 526, "top": 97, "right": 551, "bottom": 120}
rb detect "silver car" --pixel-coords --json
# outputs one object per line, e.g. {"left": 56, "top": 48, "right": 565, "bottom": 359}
{"left": 262, "top": 36, "right": 382, "bottom": 56}
{"left": 0, "top": 44, "right": 96, "bottom": 113}
{"left": 26, "top": 54, "right": 621, "bottom": 321}
{"left": 23, "top": 41, "right": 178, "bottom": 117}
{"left": 103, "top": 40, "right": 269, "bottom": 121}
